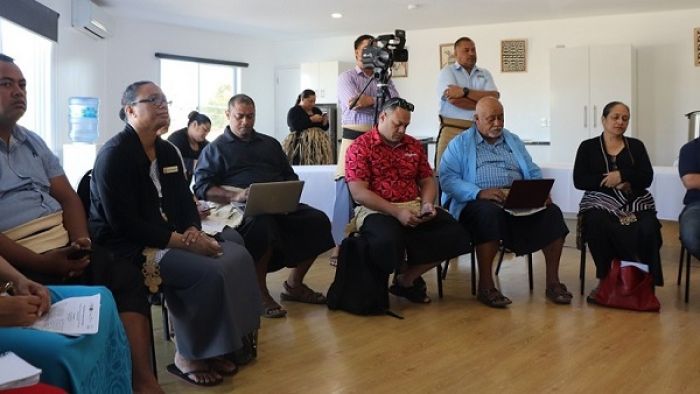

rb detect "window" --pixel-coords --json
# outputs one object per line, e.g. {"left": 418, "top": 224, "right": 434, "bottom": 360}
{"left": 0, "top": 18, "right": 55, "bottom": 149}
{"left": 160, "top": 58, "right": 241, "bottom": 140}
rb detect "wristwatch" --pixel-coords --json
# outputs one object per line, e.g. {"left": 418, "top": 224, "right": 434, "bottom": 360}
{"left": 462, "top": 87, "right": 470, "bottom": 98}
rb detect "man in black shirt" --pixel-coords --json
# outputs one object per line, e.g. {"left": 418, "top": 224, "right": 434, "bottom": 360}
{"left": 194, "top": 94, "right": 334, "bottom": 318}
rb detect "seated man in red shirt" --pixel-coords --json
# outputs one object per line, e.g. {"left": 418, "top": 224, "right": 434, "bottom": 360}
{"left": 345, "top": 97, "right": 470, "bottom": 303}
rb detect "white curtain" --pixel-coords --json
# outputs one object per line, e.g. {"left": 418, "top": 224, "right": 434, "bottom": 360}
{"left": 0, "top": 19, "right": 55, "bottom": 150}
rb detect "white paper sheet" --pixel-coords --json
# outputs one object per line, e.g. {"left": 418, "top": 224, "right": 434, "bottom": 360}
{"left": 31, "top": 293, "right": 100, "bottom": 336}
{"left": 620, "top": 260, "right": 650, "bottom": 273}
{"left": 0, "top": 352, "right": 41, "bottom": 389}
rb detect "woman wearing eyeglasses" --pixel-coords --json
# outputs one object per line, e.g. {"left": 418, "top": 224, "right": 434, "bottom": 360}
{"left": 282, "top": 89, "right": 333, "bottom": 165}
{"left": 89, "top": 81, "right": 262, "bottom": 389}
{"left": 167, "top": 111, "right": 211, "bottom": 184}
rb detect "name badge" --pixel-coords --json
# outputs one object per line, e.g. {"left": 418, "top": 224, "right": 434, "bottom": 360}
{"left": 163, "top": 166, "right": 179, "bottom": 174}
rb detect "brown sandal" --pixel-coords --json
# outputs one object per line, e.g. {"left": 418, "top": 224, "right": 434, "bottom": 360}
{"left": 477, "top": 288, "right": 512, "bottom": 308}
{"left": 280, "top": 282, "right": 327, "bottom": 304}
{"left": 545, "top": 283, "right": 573, "bottom": 304}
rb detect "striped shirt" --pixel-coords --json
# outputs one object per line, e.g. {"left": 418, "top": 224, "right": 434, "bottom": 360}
{"left": 474, "top": 133, "right": 522, "bottom": 189}
{"left": 337, "top": 66, "right": 399, "bottom": 126}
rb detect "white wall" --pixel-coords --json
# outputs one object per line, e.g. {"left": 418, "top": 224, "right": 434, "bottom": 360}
{"left": 274, "top": 8, "right": 700, "bottom": 166}
{"left": 38, "top": 0, "right": 275, "bottom": 153}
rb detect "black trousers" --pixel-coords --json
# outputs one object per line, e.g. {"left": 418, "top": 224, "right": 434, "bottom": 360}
{"left": 361, "top": 209, "right": 470, "bottom": 274}
{"left": 458, "top": 200, "right": 569, "bottom": 255}
{"left": 226, "top": 203, "right": 334, "bottom": 272}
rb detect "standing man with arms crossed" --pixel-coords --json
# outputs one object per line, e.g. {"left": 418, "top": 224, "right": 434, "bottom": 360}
{"left": 331, "top": 34, "right": 400, "bottom": 265}
{"left": 435, "top": 36, "right": 499, "bottom": 169}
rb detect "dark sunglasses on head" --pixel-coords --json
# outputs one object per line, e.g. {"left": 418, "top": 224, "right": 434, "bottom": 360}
{"left": 382, "top": 97, "right": 414, "bottom": 112}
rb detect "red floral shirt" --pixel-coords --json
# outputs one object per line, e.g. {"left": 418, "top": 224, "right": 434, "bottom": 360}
{"left": 345, "top": 128, "right": 433, "bottom": 202}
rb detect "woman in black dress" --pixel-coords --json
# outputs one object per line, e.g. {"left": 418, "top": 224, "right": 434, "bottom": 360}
{"left": 167, "top": 111, "right": 211, "bottom": 184}
{"left": 91, "top": 81, "right": 261, "bottom": 387}
{"left": 282, "top": 89, "right": 332, "bottom": 165}
{"left": 573, "top": 101, "right": 663, "bottom": 301}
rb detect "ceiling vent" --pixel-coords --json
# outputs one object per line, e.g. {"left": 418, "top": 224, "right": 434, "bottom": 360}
{"left": 71, "top": 0, "right": 113, "bottom": 39}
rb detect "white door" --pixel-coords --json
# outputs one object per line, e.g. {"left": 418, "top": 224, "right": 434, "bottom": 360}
{"left": 275, "top": 66, "right": 301, "bottom": 141}
{"left": 589, "top": 45, "right": 634, "bottom": 136}
{"left": 550, "top": 46, "right": 590, "bottom": 163}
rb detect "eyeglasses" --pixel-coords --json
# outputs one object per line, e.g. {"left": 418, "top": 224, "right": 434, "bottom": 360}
{"left": 130, "top": 96, "right": 171, "bottom": 107}
{"left": 382, "top": 97, "right": 414, "bottom": 112}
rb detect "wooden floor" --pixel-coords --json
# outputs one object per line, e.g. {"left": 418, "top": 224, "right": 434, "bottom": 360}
{"left": 155, "top": 220, "right": 700, "bottom": 393}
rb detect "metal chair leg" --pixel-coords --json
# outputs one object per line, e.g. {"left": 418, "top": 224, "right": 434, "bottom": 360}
{"left": 436, "top": 263, "right": 444, "bottom": 299}
{"left": 686, "top": 249, "right": 691, "bottom": 303}
{"left": 495, "top": 246, "right": 506, "bottom": 275}
{"left": 441, "top": 259, "right": 450, "bottom": 280}
{"left": 148, "top": 313, "right": 158, "bottom": 379}
{"left": 678, "top": 245, "right": 686, "bottom": 286}
{"left": 470, "top": 250, "right": 477, "bottom": 295}
{"left": 527, "top": 253, "right": 533, "bottom": 292}
{"left": 579, "top": 243, "right": 587, "bottom": 295}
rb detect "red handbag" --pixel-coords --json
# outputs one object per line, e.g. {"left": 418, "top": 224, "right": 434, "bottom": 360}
{"left": 595, "top": 259, "right": 660, "bottom": 312}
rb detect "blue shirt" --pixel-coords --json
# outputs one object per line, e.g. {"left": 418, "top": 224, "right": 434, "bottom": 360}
{"left": 679, "top": 137, "right": 700, "bottom": 205}
{"left": 436, "top": 63, "right": 498, "bottom": 120}
{"left": 438, "top": 125, "right": 541, "bottom": 220}
{"left": 0, "top": 125, "right": 64, "bottom": 231}
{"left": 474, "top": 133, "right": 523, "bottom": 189}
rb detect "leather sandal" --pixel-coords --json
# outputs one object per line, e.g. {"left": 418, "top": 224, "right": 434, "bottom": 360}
{"left": 545, "top": 283, "right": 573, "bottom": 304}
{"left": 280, "top": 282, "right": 327, "bottom": 304}
{"left": 477, "top": 288, "right": 512, "bottom": 308}
{"left": 389, "top": 280, "right": 431, "bottom": 303}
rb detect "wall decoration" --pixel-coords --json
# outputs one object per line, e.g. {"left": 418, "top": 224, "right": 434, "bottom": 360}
{"left": 695, "top": 28, "right": 700, "bottom": 66}
{"left": 392, "top": 61, "right": 408, "bottom": 77}
{"left": 501, "top": 39, "right": 528, "bottom": 72}
{"left": 439, "top": 43, "right": 455, "bottom": 69}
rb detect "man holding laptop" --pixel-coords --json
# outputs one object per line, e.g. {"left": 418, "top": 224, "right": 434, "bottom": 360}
{"left": 194, "top": 94, "right": 334, "bottom": 318}
{"left": 439, "top": 97, "right": 571, "bottom": 307}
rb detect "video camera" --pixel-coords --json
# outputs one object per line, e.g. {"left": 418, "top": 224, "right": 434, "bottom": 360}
{"left": 361, "top": 29, "right": 408, "bottom": 78}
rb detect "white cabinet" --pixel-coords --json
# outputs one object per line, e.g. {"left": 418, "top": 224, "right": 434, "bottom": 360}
{"left": 300, "top": 61, "right": 352, "bottom": 104}
{"left": 549, "top": 45, "right": 635, "bottom": 162}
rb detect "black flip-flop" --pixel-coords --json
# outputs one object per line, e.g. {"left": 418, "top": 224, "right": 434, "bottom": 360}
{"left": 208, "top": 357, "right": 238, "bottom": 377}
{"left": 166, "top": 363, "right": 222, "bottom": 387}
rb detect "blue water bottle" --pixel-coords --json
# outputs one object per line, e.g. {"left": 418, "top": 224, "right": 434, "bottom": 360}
{"left": 68, "top": 97, "right": 99, "bottom": 143}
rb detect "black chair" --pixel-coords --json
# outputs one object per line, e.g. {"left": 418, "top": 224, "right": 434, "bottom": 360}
{"left": 435, "top": 248, "right": 477, "bottom": 298}
{"left": 77, "top": 170, "right": 168, "bottom": 378}
{"left": 495, "top": 247, "right": 533, "bottom": 292}
{"left": 678, "top": 244, "right": 694, "bottom": 303}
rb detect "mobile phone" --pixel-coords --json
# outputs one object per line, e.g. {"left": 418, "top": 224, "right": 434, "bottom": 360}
{"left": 68, "top": 248, "right": 92, "bottom": 260}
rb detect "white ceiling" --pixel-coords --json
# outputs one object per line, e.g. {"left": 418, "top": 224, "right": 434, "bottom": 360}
{"left": 96, "top": 0, "right": 699, "bottom": 40}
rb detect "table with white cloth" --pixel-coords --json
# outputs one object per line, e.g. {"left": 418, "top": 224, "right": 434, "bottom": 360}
{"left": 293, "top": 165, "right": 337, "bottom": 221}
{"left": 291, "top": 164, "right": 686, "bottom": 223}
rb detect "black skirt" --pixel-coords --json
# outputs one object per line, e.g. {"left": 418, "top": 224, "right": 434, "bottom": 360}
{"left": 582, "top": 209, "right": 663, "bottom": 286}
{"left": 231, "top": 203, "right": 334, "bottom": 272}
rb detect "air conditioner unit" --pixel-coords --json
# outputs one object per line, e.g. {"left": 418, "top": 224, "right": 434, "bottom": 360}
{"left": 71, "top": 0, "right": 113, "bottom": 39}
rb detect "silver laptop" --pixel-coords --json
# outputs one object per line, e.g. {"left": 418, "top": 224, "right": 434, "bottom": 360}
{"left": 241, "top": 180, "right": 304, "bottom": 218}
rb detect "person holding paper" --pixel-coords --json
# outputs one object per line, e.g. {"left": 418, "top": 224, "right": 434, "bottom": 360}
{"left": 439, "top": 97, "right": 571, "bottom": 307}
{"left": 573, "top": 101, "right": 662, "bottom": 302}
{"left": 90, "top": 81, "right": 262, "bottom": 387}
{"left": 0, "top": 255, "right": 131, "bottom": 393}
